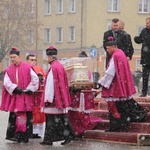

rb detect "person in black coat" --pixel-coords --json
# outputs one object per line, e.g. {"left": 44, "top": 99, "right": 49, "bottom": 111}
{"left": 134, "top": 17, "right": 150, "bottom": 97}
{"left": 103, "top": 18, "right": 134, "bottom": 67}
{"left": 119, "top": 20, "right": 134, "bottom": 60}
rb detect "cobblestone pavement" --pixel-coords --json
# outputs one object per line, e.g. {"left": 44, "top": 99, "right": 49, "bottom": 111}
{"left": 0, "top": 111, "right": 150, "bottom": 150}
{"left": 0, "top": 84, "right": 150, "bottom": 150}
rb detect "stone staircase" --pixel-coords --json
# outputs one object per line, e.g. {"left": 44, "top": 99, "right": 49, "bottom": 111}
{"left": 82, "top": 95, "right": 150, "bottom": 146}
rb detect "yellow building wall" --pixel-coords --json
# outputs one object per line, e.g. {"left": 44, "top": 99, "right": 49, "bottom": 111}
{"left": 0, "top": 0, "right": 147, "bottom": 75}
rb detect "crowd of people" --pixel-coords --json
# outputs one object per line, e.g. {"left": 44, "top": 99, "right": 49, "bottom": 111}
{"left": 0, "top": 17, "right": 150, "bottom": 146}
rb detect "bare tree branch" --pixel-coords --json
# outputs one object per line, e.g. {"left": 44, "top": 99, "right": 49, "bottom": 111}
{"left": 0, "top": 0, "right": 40, "bottom": 62}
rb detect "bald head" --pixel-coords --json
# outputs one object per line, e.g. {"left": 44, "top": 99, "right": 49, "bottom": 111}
{"left": 146, "top": 17, "right": 150, "bottom": 29}
{"left": 119, "top": 20, "right": 125, "bottom": 30}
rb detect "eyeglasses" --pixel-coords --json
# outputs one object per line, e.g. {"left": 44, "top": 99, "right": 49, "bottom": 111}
{"left": 30, "top": 59, "right": 37, "bottom": 61}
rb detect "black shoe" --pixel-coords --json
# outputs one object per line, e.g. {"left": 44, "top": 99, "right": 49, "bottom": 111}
{"left": 105, "top": 129, "right": 111, "bottom": 132}
{"left": 5, "top": 137, "right": 12, "bottom": 140}
{"left": 40, "top": 141, "right": 53, "bottom": 145}
{"left": 8, "top": 137, "right": 22, "bottom": 143}
{"left": 31, "top": 134, "right": 41, "bottom": 139}
{"left": 22, "top": 138, "right": 29, "bottom": 143}
{"left": 61, "top": 136, "right": 74, "bottom": 145}
{"left": 5, "top": 137, "right": 17, "bottom": 142}
{"left": 17, "top": 138, "right": 22, "bottom": 143}
{"left": 139, "top": 93, "right": 147, "bottom": 97}
{"left": 72, "top": 136, "right": 78, "bottom": 141}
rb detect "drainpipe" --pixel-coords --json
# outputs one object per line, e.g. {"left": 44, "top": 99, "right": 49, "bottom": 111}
{"left": 35, "top": 0, "right": 38, "bottom": 52}
{"left": 80, "top": 0, "right": 83, "bottom": 51}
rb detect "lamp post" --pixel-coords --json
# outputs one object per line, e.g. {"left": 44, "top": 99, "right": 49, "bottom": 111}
{"left": 97, "top": 46, "right": 104, "bottom": 72}
{"left": 94, "top": 46, "right": 104, "bottom": 86}
{"left": 89, "top": 44, "right": 99, "bottom": 86}
{"left": 90, "top": 44, "right": 96, "bottom": 72}
{"left": 97, "top": 47, "right": 99, "bottom": 73}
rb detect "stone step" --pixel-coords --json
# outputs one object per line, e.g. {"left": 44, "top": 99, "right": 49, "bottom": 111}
{"left": 94, "top": 96, "right": 150, "bottom": 103}
{"left": 94, "top": 120, "right": 150, "bottom": 133}
{"left": 85, "top": 96, "right": 150, "bottom": 146}
{"left": 82, "top": 130, "right": 150, "bottom": 145}
{"left": 94, "top": 100, "right": 150, "bottom": 111}
{"left": 134, "top": 96, "right": 150, "bottom": 102}
{"left": 91, "top": 110, "right": 150, "bottom": 122}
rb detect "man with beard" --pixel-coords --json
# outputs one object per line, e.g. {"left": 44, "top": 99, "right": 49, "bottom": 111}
{"left": 103, "top": 18, "right": 134, "bottom": 67}
{"left": 118, "top": 20, "right": 134, "bottom": 60}
{"left": 134, "top": 17, "right": 150, "bottom": 97}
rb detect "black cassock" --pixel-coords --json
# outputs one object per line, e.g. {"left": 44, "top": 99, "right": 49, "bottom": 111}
{"left": 42, "top": 114, "right": 75, "bottom": 143}
{"left": 108, "top": 98, "right": 148, "bottom": 132}
{"left": 6, "top": 112, "right": 33, "bottom": 141}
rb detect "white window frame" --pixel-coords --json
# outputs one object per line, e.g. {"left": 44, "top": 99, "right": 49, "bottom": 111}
{"left": 44, "top": 0, "right": 51, "bottom": 15}
{"left": 68, "top": 0, "right": 76, "bottom": 13}
{"left": 42, "top": 50, "right": 48, "bottom": 72}
{"left": 138, "top": 26, "right": 145, "bottom": 35}
{"left": 29, "top": 1, "right": 34, "bottom": 15}
{"left": 56, "top": 27, "right": 63, "bottom": 43}
{"left": 106, "top": 20, "right": 112, "bottom": 30}
{"left": 108, "top": 0, "right": 120, "bottom": 12}
{"left": 26, "top": 0, "right": 34, "bottom": 16}
{"left": 136, "top": 59, "right": 142, "bottom": 70}
{"left": 68, "top": 26, "right": 75, "bottom": 42}
{"left": 138, "top": 0, "right": 150, "bottom": 13}
{"left": 56, "top": 0, "right": 63, "bottom": 14}
{"left": 44, "top": 28, "right": 51, "bottom": 43}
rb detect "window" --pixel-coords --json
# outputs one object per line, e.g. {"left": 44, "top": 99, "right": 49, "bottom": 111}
{"left": 108, "top": 0, "right": 120, "bottom": 12}
{"left": 68, "top": 0, "right": 76, "bottom": 12}
{"left": 107, "top": 20, "right": 112, "bottom": 30}
{"left": 57, "top": 0, "right": 63, "bottom": 14}
{"left": 56, "top": 27, "right": 63, "bottom": 42}
{"left": 44, "top": 0, "right": 51, "bottom": 15}
{"left": 44, "top": 28, "right": 51, "bottom": 43}
{"left": 138, "top": 0, "right": 150, "bottom": 13}
{"left": 26, "top": 1, "right": 34, "bottom": 16}
{"left": 26, "top": 29, "right": 33, "bottom": 44}
{"left": 42, "top": 50, "right": 48, "bottom": 71}
{"left": 136, "top": 59, "right": 142, "bottom": 70}
{"left": 138, "top": 26, "right": 145, "bottom": 35}
{"left": 68, "top": 26, "right": 75, "bottom": 42}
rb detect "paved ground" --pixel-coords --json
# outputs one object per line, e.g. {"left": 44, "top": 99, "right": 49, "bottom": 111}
{"left": 0, "top": 83, "right": 150, "bottom": 150}
{"left": 0, "top": 111, "right": 150, "bottom": 150}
